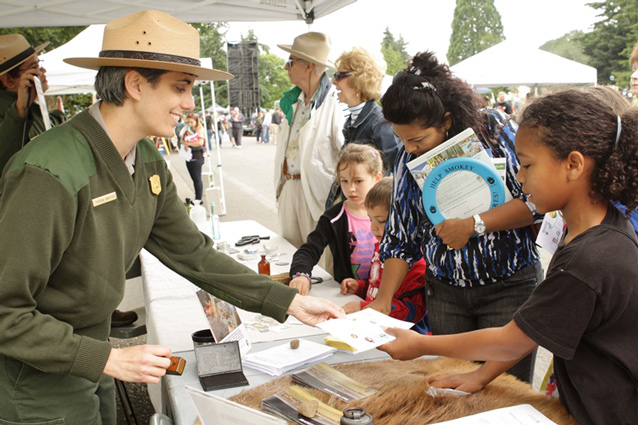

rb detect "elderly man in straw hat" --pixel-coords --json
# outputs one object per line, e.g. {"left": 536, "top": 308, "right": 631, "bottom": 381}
{"left": 274, "top": 32, "right": 344, "bottom": 252}
{"left": 0, "top": 34, "right": 66, "bottom": 171}
{"left": 0, "top": 11, "right": 344, "bottom": 424}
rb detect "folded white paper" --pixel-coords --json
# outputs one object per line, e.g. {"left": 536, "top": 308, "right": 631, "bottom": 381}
{"left": 316, "top": 309, "right": 414, "bottom": 353}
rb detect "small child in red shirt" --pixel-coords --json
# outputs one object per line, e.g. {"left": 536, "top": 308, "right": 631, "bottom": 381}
{"left": 341, "top": 177, "right": 430, "bottom": 334}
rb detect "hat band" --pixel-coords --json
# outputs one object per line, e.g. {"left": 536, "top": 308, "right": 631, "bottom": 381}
{"left": 0, "top": 46, "right": 35, "bottom": 74}
{"left": 99, "top": 50, "right": 201, "bottom": 67}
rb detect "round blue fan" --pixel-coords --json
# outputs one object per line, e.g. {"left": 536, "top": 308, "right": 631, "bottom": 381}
{"left": 421, "top": 157, "right": 505, "bottom": 225}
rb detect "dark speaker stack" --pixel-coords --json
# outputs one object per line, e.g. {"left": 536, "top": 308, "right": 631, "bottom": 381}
{"left": 227, "top": 41, "right": 260, "bottom": 118}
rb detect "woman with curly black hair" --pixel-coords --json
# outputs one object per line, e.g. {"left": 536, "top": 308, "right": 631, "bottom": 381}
{"left": 371, "top": 52, "right": 543, "bottom": 384}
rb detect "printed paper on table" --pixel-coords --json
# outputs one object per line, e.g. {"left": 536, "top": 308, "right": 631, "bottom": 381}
{"left": 431, "top": 404, "right": 557, "bottom": 424}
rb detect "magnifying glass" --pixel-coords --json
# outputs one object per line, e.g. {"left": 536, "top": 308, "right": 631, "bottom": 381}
{"left": 422, "top": 157, "right": 505, "bottom": 226}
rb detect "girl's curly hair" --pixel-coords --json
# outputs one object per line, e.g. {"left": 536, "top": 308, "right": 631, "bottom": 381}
{"left": 519, "top": 90, "right": 638, "bottom": 212}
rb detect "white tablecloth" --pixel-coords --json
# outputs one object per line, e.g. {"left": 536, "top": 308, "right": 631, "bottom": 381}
{"left": 141, "top": 220, "right": 377, "bottom": 418}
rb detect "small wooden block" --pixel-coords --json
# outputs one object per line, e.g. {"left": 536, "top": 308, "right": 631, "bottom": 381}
{"left": 298, "top": 399, "right": 319, "bottom": 417}
{"left": 167, "top": 356, "right": 186, "bottom": 375}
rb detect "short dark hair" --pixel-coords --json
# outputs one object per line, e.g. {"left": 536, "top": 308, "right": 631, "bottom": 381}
{"left": 365, "top": 176, "right": 393, "bottom": 210}
{"left": 95, "top": 67, "right": 169, "bottom": 106}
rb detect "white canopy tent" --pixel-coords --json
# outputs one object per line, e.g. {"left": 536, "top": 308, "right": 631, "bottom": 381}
{"left": 0, "top": 0, "right": 355, "bottom": 27}
{"left": 450, "top": 40, "right": 597, "bottom": 88}
{"left": 7, "top": 0, "right": 358, "bottom": 215}
{"left": 39, "top": 25, "right": 102, "bottom": 95}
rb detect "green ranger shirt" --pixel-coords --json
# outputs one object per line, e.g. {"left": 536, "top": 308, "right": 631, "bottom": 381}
{"left": 0, "top": 110, "right": 297, "bottom": 383}
{"left": 0, "top": 89, "right": 66, "bottom": 172}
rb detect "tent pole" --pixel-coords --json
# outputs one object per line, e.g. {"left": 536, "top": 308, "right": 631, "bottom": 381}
{"left": 208, "top": 78, "right": 227, "bottom": 215}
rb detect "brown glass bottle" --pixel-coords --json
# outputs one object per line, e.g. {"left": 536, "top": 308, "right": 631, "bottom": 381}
{"left": 258, "top": 255, "right": 270, "bottom": 275}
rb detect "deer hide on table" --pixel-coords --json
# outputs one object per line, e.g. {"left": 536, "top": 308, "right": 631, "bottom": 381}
{"left": 229, "top": 356, "right": 576, "bottom": 425}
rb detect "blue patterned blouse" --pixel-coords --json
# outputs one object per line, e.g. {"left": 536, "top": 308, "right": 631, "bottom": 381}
{"left": 379, "top": 109, "right": 541, "bottom": 287}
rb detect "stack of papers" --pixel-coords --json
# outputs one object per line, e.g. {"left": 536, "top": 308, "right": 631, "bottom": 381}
{"left": 243, "top": 340, "right": 336, "bottom": 376}
{"left": 316, "top": 309, "right": 414, "bottom": 353}
{"left": 292, "top": 362, "right": 378, "bottom": 402}
{"left": 262, "top": 385, "right": 343, "bottom": 425}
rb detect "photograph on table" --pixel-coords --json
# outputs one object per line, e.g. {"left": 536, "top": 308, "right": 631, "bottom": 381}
{"left": 195, "top": 289, "right": 251, "bottom": 356}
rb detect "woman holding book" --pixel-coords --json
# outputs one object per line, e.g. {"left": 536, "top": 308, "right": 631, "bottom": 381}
{"left": 369, "top": 52, "right": 543, "bottom": 384}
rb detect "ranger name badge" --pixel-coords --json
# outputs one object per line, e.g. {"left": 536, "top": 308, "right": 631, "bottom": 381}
{"left": 92, "top": 192, "right": 117, "bottom": 207}
{"left": 149, "top": 174, "right": 161, "bottom": 195}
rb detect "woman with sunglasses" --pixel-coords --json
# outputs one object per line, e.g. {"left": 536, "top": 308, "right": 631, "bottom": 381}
{"left": 326, "top": 47, "right": 401, "bottom": 207}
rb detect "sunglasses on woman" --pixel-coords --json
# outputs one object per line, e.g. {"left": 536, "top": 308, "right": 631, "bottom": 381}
{"left": 333, "top": 71, "right": 351, "bottom": 82}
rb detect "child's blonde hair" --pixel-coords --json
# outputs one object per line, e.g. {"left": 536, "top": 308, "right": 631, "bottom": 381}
{"left": 365, "top": 177, "right": 393, "bottom": 210}
{"left": 336, "top": 143, "right": 383, "bottom": 179}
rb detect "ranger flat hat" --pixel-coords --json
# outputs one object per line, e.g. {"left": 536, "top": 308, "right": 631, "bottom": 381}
{"left": 278, "top": 32, "right": 335, "bottom": 69}
{"left": 65, "top": 10, "right": 232, "bottom": 81}
{"left": 0, "top": 34, "right": 49, "bottom": 76}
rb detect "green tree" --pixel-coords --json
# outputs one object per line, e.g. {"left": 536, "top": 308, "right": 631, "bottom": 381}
{"left": 578, "top": 0, "right": 638, "bottom": 86}
{"left": 242, "top": 29, "right": 270, "bottom": 54}
{"left": 0, "top": 26, "right": 85, "bottom": 50}
{"left": 192, "top": 22, "right": 229, "bottom": 111}
{"left": 259, "top": 53, "right": 290, "bottom": 109}
{"left": 447, "top": 0, "right": 504, "bottom": 66}
{"left": 381, "top": 27, "right": 410, "bottom": 76}
{"left": 540, "top": 30, "right": 591, "bottom": 65}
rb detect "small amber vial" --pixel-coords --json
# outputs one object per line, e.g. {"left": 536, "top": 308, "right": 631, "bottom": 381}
{"left": 258, "top": 254, "right": 270, "bottom": 275}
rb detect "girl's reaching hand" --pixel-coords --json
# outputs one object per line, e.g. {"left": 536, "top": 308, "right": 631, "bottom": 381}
{"left": 377, "top": 327, "right": 424, "bottom": 360}
{"left": 428, "top": 371, "right": 488, "bottom": 394}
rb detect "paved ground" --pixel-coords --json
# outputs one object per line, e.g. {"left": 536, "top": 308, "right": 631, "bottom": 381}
{"left": 115, "top": 135, "right": 552, "bottom": 423}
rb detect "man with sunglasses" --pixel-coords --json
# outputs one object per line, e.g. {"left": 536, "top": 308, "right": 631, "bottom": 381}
{"left": 0, "top": 34, "right": 65, "bottom": 172}
{"left": 274, "top": 32, "right": 344, "bottom": 252}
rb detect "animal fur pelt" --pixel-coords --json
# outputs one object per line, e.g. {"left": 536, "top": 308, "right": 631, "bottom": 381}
{"left": 229, "top": 356, "right": 576, "bottom": 425}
